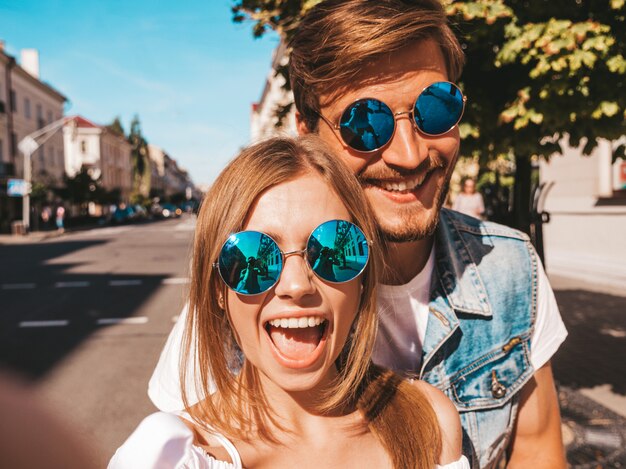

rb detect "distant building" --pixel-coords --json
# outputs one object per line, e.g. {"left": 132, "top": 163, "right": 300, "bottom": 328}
{"left": 540, "top": 137, "right": 626, "bottom": 292}
{"left": 63, "top": 115, "right": 132, "bottom": 202}
{"left": 0, "top": 43, "right": 67, "bottom": 232}
{"left": 148, "top": 143, "right": 199, "bottom": 201}
{"left": 250, "top": 41, "right": 296, "bottom": 142}
{"left": 147, "top": 143, "right": 166, "bottom": 198}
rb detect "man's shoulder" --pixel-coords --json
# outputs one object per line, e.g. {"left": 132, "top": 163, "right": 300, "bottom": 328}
{"left": 440, "top": 208, "right": 529, "bottom": 242}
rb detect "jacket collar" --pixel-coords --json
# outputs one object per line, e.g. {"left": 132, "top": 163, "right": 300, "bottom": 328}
{"left": 432, "top": 209, "right": 493, "bottom": 318}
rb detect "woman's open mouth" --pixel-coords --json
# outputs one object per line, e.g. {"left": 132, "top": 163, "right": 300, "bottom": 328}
{"left": 264, "top": 315, "right": 328, "bottom": 368}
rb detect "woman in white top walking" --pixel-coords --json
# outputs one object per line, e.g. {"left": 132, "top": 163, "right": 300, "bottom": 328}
{"left": 109, "top": 136, "right": 469, "bottom": 469}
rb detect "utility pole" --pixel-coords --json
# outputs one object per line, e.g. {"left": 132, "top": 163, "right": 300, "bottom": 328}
{"left": 17, "top": 117, "right": 71, "bottom": 232}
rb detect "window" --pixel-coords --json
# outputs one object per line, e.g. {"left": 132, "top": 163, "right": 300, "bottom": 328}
{"left": 0, "top": 138, "right": 4, "bottom": 161}
{"left": 47, "top": 110, "right": 53, "bottom": 124}
{"left": 10, "top": 90, "right": 16, "bottom": 113}
{"left": 80, "top": 140, "right": 87, "bottom": 153}
{"left": 24, "top": 98, "right": 31, "bottom": 119}
{"left": 58, "top": 149, "right": 64, "bottom": 168}
{"left": 11, "top": 132, "right": 17, "bottom": 156}
{"left": 36, "top": 103, "right": 44, "bottom": 128}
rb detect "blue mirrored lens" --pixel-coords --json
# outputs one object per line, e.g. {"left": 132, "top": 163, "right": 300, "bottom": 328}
{"left": 339, "top": 99, "right": 394, "bottom": 152}
{"left": 218, "top": 231, "right": 283, "bottom": 295}
{"left": 307, "top": 220, "right": 369, "bottom": 283}
{"left": 414, "top": 82, "right": 464, "bottom": 135}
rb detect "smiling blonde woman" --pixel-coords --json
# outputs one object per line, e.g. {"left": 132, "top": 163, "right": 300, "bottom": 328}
{"left": 109, "top": 136, "right": 468, "bottom": 469}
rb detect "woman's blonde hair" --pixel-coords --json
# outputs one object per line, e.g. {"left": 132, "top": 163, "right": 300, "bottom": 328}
{"left": 182, "top": 135, "right": 441, "bottom": 467}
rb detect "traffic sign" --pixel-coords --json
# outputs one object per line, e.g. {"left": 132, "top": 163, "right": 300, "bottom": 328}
{"left": 7, "top": 179, "right": 31, "bottom": 197}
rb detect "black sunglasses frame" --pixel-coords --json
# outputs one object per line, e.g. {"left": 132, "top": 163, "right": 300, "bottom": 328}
{"left": 317, "top": 80, "right": 467, "bottom": 155}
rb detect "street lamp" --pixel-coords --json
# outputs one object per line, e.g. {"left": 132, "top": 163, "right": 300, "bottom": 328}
{"left": 17, "top": 116, "right": 72, "bottom": 232}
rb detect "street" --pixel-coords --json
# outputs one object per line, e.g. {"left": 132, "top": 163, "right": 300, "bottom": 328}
{"left": 0, "top": 218, "right": 625, "bottom": 468}
{"left": 0, "top": 216, "right": 195, "bottom": 466}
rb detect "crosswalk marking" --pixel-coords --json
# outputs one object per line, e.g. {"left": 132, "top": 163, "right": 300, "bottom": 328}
{"left": 55, "top": 281, "right": 90, "bottom": 288}
{"left": 109, "top": 280, "right": 143, "bottom": 287}
{"left": 20, "top": 320, "right": 69, "bottom": 328}
{"left": 162, "top": 277, "right": 189, "bottom": 285}
{"left": 96, "top": 317, "right": 149, "bottom": 325}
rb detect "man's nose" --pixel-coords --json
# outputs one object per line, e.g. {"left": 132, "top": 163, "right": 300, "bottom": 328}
{"left": 380, "top": 113, "right": 429, "bottom": 170}
{"left": 273, "top": 254, "right": 316, "bottom": 300}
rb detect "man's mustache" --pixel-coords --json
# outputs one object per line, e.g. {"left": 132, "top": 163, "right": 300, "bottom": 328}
{"left": 357, "top": 152, "right": 447, "bottom": 182}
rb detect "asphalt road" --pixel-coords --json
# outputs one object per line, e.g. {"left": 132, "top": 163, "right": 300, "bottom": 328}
{"left": 0, "top": 216, "right": 196, "bottom": 466}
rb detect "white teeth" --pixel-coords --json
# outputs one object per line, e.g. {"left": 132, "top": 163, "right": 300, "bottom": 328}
{"left": 379, "top": 173, "right": 427, "bottom": 192}
{"left": 268, "top": 316, "right": 325, "bottom": 329}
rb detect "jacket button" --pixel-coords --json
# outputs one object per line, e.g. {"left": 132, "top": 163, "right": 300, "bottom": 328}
{"left": 491, "top": 370, "right": 507, "bottom": 398}
{"left": 492, "top": 382, "right": 507, "bottom": 399}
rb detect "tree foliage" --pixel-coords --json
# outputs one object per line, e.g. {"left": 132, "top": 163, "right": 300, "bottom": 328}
{"left": 106, "top": 116, "right": 126, "bottom": 139}
{"left": 232, "top": 0, "right": 626, "bottom": 231}
{"left": 128, "top": 115, "right": 151, "bottom": 198}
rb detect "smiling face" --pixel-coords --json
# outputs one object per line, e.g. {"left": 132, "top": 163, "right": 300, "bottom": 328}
{"left": 309, "top": 39, "right": 460, "bottom": 242}
{"left": 225, "top": 173, "right": 362, "bottom": 394}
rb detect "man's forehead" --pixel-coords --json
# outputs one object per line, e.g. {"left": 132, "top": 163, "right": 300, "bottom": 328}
{"left": 318, "top": 39, "right": 448, "bottom": 109}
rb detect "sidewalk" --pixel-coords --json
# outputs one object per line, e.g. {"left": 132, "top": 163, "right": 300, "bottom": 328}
{"left": 0, "top": 230, "right": 65, "bottom": 245}
{"left": 550, "top": 274, "right": 626, "bottom": 468}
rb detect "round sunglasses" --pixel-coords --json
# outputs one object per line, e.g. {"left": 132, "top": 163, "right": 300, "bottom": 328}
{"left": 318, "top": 81, "right": 466, "bottom": 153}
{"left": 215, "top": 220, "right": 370, "bottom": 295}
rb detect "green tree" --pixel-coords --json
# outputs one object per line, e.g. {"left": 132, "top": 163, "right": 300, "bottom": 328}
{"left": 106, "top": 116, "right": 126, "bottom": 138}
{"left": 232, "top": 0, "right": 626, "bottom": 233}
{"left": 59, "top": 167, "right": 105, "bottom": 215}
{"left": 128, "top": 115, "right": 151, "bottom": 200}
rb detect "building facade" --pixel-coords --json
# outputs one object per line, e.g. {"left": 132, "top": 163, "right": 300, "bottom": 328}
{"left": 250, "top": 41, "right": 296, "bottom": 142}
{"left": 63, "top": 115, "right": 132, "bottom": 202}
{"left": 0, "top": 44, "right": 66, "bottom": 232}
{"left": 540, "top": 138, "right": 626, "bottom": 293}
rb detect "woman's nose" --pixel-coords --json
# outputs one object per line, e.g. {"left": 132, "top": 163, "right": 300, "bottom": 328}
{"left": 273, "top": 253, "right": 316, "bottom": 300}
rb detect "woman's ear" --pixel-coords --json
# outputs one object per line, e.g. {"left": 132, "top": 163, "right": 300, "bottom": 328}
{"left": 218, "top": 292, "right": 225, "bottom": 310}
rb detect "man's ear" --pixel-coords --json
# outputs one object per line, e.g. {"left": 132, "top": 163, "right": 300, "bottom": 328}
{"left": 295, "top": 111, "right": 310, "bottom": 135}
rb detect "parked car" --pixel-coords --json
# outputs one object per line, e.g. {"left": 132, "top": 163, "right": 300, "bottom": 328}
{"left": 111, "top": 204, "right": 135, "bottom": 224}
{"left": 160, "top": 203, "right": 182, "bottom": 218}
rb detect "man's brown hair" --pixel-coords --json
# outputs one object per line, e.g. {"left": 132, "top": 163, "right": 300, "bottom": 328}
{"left": 289, "top": 0, "right": 465, "bottom": 132}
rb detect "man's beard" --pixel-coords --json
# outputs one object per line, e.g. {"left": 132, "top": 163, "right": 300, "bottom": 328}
{"left": 379, "top": 177, "right": 450, "bottom": 243}
{"left": 358, "top": 153, "right": 451, "bottom": 243}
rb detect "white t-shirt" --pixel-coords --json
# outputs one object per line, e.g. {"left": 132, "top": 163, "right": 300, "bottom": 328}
{"left": 149, "top": 247, "right": 567, "bottom": 412}
{"left": 372, "top": 247, "right": 568, "bottom": 375}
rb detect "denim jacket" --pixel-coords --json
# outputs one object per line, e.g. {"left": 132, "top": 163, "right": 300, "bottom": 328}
{"left": 422, "top": 209, "right": 537, "bottom": 469}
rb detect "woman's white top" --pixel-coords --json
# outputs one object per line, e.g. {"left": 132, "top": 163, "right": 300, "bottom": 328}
{"left": 108, "top": 412, "right": 470, "bottom": 469}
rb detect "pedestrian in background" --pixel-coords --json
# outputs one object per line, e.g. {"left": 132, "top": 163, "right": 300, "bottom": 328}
{"left": 55, "top": 205, "right": 65, "bottom": 232}
{"left": 453, "top": 177, "right": 485, "bottom": 219}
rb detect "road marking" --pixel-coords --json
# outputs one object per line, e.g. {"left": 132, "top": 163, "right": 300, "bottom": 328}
{"left": 20, "top": 320, "right": 69, "bottom": 328}
{"left": 55, "top": 281, "right": 90, "bottom": 288}
{"left": 162, "top": 277, "right": 190, "bottom": 285}
{"left": 2, "top": 283, "right": 36, "bottom": 290}
{"left": 109, "top": 280, "right": 143, "bottom": 287}
{"left": 97, "top": 317, "right": 149, "bottom": 325}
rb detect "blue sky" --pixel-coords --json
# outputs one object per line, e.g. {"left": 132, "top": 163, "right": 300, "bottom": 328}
{"left": 0, "top": 0, "right": 279, "bottom": 186}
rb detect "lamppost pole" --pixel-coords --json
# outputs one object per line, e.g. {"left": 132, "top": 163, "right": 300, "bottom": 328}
{"left": 17, "top": 117, "right": 70, "bottom": 232}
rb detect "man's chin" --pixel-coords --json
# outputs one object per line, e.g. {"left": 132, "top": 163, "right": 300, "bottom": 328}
{"left": 379, "top": 210, "right": 441, "bottom": 243}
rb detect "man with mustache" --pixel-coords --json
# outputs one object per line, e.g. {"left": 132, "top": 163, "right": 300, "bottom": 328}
{"left": 150, "top": 1, "right": 567, "bottom": 467}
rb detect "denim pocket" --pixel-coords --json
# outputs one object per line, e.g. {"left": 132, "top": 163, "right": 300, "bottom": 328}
{"left": 449, "top": 335, "right": 533, "bottom": 410}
